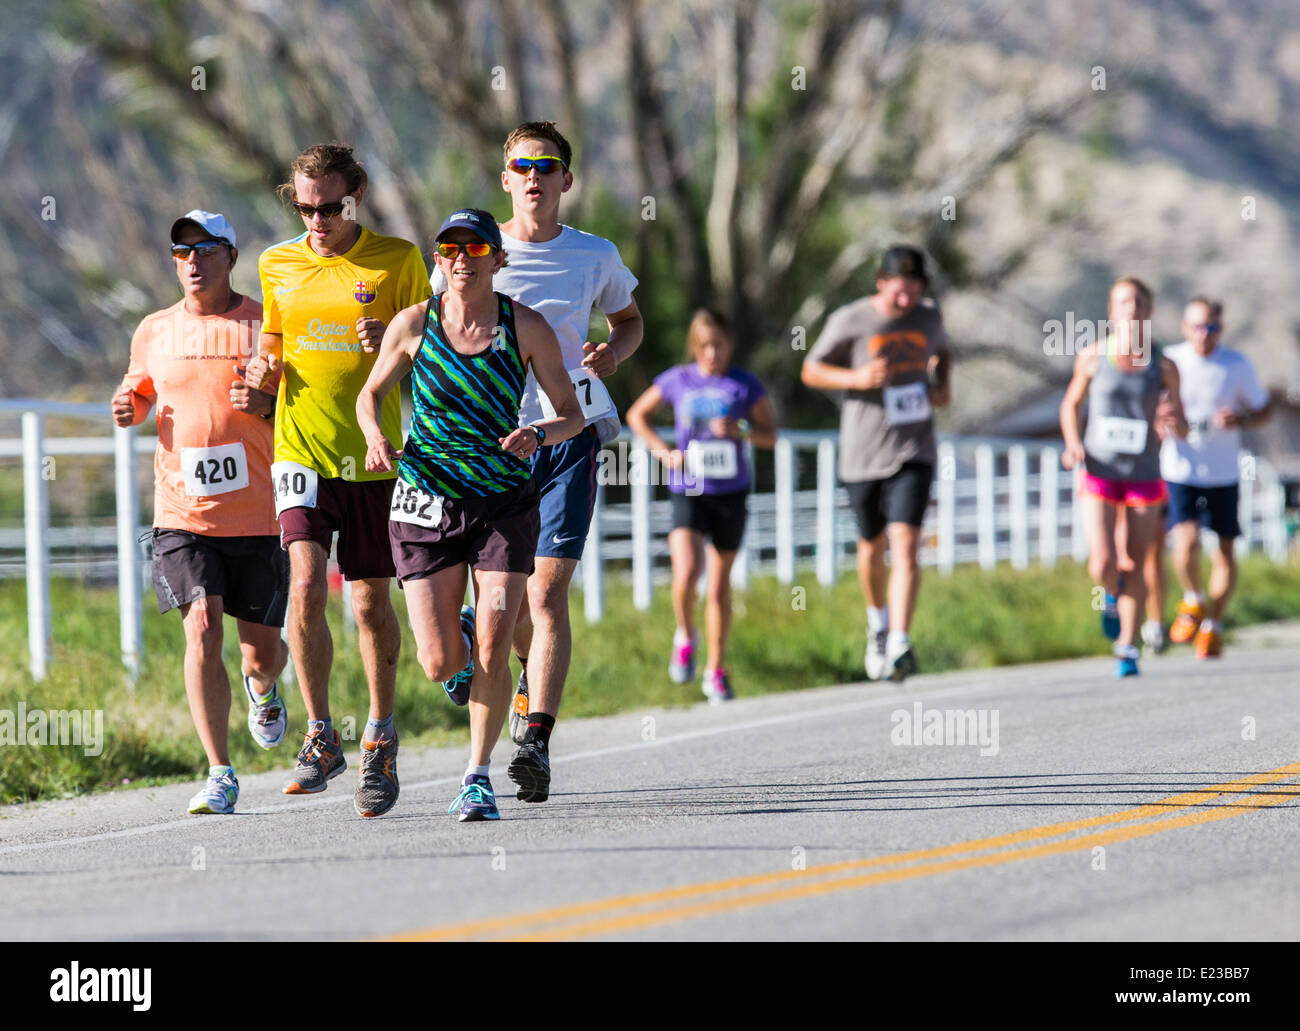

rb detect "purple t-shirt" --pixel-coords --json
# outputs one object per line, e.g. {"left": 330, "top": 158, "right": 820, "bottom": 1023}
{"left": 653, "top": 364, "right": 766, "bottom": 494}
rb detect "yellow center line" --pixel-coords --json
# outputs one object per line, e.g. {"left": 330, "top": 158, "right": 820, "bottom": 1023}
{"left": 388, "top": 762, "right": 1300, "bottom": 942}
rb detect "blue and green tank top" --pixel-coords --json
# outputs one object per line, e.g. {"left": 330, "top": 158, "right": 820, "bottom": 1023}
{"left": 398, "top": 292, "right": 530, "bottom": 498}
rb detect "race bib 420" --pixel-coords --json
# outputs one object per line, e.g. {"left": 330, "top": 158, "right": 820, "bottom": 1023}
{"left": 183, "top": 442, "right": 249, "bottom": 498}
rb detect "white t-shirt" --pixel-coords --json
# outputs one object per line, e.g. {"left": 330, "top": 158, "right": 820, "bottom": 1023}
{"left": 1160, "top": 341, "right": 1269, "bottom": 486}
{"left": 431, "top": 225, "right": 638, "bottom": 443}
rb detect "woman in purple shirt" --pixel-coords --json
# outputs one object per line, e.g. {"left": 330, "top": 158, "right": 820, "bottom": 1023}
{"left": 626, "top": 308, "right": 778, "bottom": 702}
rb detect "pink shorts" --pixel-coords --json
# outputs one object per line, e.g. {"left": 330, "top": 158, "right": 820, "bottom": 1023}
{"left": 1083, "top": 474, "right": 1167, "bottom": 507}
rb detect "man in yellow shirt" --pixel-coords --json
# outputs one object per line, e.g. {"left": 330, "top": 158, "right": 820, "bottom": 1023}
{"left": 245, "top": 144, "right": 431, "bottom": 817}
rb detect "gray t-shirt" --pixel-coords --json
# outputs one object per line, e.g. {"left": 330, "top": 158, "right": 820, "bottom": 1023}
{"left": 806, "top": 296, "right": 950, "bottom": 482}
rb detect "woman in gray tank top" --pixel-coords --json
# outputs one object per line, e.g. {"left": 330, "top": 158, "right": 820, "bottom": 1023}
{"left": 1060, "top": 277, "right": 1187, "bottom": 678}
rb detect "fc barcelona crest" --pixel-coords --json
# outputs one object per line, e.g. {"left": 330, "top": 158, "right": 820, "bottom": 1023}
{"left": 354, "top": 280, "right": 377, "bottom": 304}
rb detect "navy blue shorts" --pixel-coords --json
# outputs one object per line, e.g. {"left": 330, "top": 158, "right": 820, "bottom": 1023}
{"left": 1166, "top": 482, "right": 1240, "bottom": 538}
{"left": 531, "top": 425, "right": 601, "bottom": 560}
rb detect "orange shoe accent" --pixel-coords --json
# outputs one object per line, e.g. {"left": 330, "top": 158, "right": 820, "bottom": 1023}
{"left": 1169, "top": 602, "right": 1204, "bottom": 644}
{"left": 513, "top": 688, "right": 529, "bottom": 720}
{"left": 1195, "top": 628, "right": 1222, "bottom": 660}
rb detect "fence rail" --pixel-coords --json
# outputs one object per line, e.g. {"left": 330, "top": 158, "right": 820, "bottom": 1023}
{"left": 2, "top": 400, "right": 1291, "bottom": 678}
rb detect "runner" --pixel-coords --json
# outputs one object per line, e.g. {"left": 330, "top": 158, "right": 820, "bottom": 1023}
{"left": 800, "top": 245, "right": 952, "bottom": 682}
{"left": 1059, "top": 276, "right": 1187, "bottom": 677}
{"left": 243, "top": 144, "right": 431, "bottom": 817}
{"left": 112, "top": 210, "right": 288, "bottom": 815}
{"left": 1159, "top": 296, "right": 1272, "bottom": 658}
{"left": 431, "top": 122, "right": 642, "bottom": 803}
{"left": 357, "top": 208, "right": 582, "bottom": 821}
{"left": 625, "top": 307, "right": 777, "bottom": 702}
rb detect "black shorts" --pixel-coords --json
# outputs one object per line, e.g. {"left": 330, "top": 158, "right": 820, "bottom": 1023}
{"left": 669, "top": 490, "right": 748, "bottom": 552}
{"left": 390, "top": 478, "right": 541, "bottom": 582}
{"left": 278, "top": 476, "right": 397, "bottom": 581}
{"left": 846, "top": 461, "right": 934, "bottom": 540}
{"left": 151, "top": 529, "right": 288, "bottom": 626}
{"left": 1167, "top": 482, "right": 1241, "bottom": 539}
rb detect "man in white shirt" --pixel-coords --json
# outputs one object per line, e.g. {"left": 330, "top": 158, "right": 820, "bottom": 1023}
{"left": 1159, "top": 297, "right": 1272, "bottom": 659}
{"left": 432, "top": 121, "right": 642, "bottom": 804}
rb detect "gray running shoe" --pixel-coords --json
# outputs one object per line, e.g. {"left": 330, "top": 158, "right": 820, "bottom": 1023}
{"left": 282, "top": 727, "right": 346, "bottom": 794}
{"left": 354, "top": 734, "right": 399, "bottom": 818}
{"left": 244, "top": 676, "right": 287, "bottom": 749}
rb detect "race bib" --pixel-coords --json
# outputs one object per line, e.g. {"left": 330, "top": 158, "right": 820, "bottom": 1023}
{"left": 271, "top": 461, "right": 319, "bottom": 515}
{"left": 538, "top": 367, "right": 616, "bottom": 423}
{"left": 182, "top": 442, "right": 249, "bottom": 498}
{"left": 686, "top": 439, "right": 739, "bottom": 480}
{"left": 883, "top": 382, "right": 932, "bottom": 426}
{"left": 1096, "top": 416, "right": 1148, "bottom": 455}
{"left": 389, "top": 477, "right": 444, "bottom": 529}
{"left": 1186, "top": 418, "right": 1211, "bottom": 446}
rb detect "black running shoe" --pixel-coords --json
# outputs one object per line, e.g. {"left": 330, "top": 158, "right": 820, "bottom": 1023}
{"left": 507, "top": 741, "right": 551, "bottom": 803}
{"left": 888, "top": 647, "right": 918, "bottom": 682}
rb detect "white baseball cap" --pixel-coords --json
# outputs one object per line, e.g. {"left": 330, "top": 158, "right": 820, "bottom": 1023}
{"left": 170, "top": 209, "right": 237, "bottom": 249}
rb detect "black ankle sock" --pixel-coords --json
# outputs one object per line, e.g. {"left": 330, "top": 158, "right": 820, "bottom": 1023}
{"left": 522, "top": 712, "right": 555, "bottom": 748}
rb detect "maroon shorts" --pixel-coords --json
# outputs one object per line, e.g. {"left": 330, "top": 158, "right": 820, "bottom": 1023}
{"left": 279, "top": 476, "right": 397, "bottom": 581}
{"left": 390, "top": 478, "right": 540, "bottom": 582}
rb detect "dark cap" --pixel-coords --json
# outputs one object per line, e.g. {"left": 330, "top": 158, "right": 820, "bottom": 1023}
{"left": 877, "top": 244, "right": 928, "bottom": 283}
{"left": 435, "top": 208, "right": 502, "bottom": 250}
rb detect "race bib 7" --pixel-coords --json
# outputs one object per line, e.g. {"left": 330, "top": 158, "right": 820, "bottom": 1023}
{"left": 538, "top": 367, "right": 616, "bottom": 423}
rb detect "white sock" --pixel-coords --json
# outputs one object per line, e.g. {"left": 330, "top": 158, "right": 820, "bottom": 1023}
{"left": 1185, "top": 591, "right": 1205, "bottom": 606}
{"left": 1142, "top": 619, "right": 1162, "bottom": 634}
{"left": 673, "top": 628, "right": 695, "bottom": 647}
{"left": 1201, "top": 618, "right": 1221, "bottom": 632}
{"left": 1114, "top": 643, "right": 1139, "bottom": 659}
{"left": 464, "top": 762, "right": 490, "bottom": 781}
{"left": 867, "top": 606, "right": 889, "bottom": 633}
{"left": 887, "top": 630, "right": 910, "bottom": 656}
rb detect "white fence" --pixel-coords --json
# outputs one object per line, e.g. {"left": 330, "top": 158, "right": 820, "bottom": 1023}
{"left": 2, "top": 400, "right": 1292, "bottom": 679}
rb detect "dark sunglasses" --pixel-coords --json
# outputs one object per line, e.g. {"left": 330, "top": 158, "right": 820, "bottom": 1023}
{"left": 506, "top": 156, "right": 566, "bottom": 176}
{"left": 291, "top": 200, "right": 348, "bottom": 218}
{"left": 437, "top": 241, "right": 494, "bottom": 259}
{"left": 170, "top": 242, "right": 228, "bottom": 259}
{"left": 1190, "top": 322, "right": 1221, "bottom": 334}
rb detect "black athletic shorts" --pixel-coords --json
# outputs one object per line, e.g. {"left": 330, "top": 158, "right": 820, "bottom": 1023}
{"left": 151, "top": 529, "right": 289, "bottom": 626}
{"left": 845, "top": 461, "right": 934, "bottom": 541}
{"left": 669, "top": 490, "right": 748, "bottom": 552}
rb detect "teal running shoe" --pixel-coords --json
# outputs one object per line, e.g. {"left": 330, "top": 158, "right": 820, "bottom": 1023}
{"left": 442, "top": 605, "right": 475, "bottom": 706}
{"left": 187, "top": 766, "right": 239, "bottom": 814}
{"left": 449, "top": 775, "right": 499, "bottom": 822}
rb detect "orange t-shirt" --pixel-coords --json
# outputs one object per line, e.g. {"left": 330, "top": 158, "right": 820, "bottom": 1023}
{"left": 121, "top": 296, "right": 279, "bottom": 536}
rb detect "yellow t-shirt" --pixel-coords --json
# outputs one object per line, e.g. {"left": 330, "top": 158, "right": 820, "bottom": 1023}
{"left": 259, "top": 227, "right": 431, "bottom": 480}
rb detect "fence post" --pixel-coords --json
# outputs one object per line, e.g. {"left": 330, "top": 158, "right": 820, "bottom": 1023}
{"left": 1239, "top": 452, "right": 1255, "bottom": 552}
{"left": 1009, "top": 444, "right": 1029, "bottom": 570}
{"left": 976, "top": 443, "right": 996, "bottom": 570}
{"left": 23, "top": 412, "right": 52, "bottom": 681}
{"left": 731, "top": 440, "right": 754, "bottom": 589}
{"left": 584, "top": 479, "right": 605, "bottom": 622}
{"left": 1070, "top": 466, "right": 1089, "bottom": 563}
{"left": 1038, "top": 447, "right": 1059, "bottom": 567}
{"left": 775, "top": 437, "right": 795, "bottom": 583}
{"left": 632, "top": 436, "right": 652, "bottom": 610}
{"left": 815, "top": 438, "right": 837, "bottom": 587}
{"left": 114, "top": 423, "right": 143, "bottom": 680}
{"left": 937, "top": 440, "right": 955, "bottom": 574}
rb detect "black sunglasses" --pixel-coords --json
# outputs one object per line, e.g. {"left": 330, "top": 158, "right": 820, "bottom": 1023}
{"left": 170, "top": 242, "right": 229, "bottom": 259}
{"left": 291, "top": 201, "right": 348, "bottom": 218}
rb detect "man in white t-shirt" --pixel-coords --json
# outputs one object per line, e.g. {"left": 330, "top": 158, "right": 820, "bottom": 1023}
{"left": 1159, "top": 296, "right": 1271, "bottom": 659}
{"left": 432, "top": 121, "right": 642, "bottom": 804}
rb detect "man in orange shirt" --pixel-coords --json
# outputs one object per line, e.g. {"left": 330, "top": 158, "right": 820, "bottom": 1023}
{"left": 112, "top": 210, "right": 288, "bottom": 815}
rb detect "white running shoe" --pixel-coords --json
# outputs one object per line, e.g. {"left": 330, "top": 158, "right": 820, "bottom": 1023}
{"left": 244, "top": 676, "right": 287, "bottom": 749}
{"left": 1140, "top": 621, "right": 1167, "bottom": 654}
{"left": 187, "top": 767, "right": 239, "bottom": 814}
{"left": 864, "top": 630, "right": 888, "bottom": 681}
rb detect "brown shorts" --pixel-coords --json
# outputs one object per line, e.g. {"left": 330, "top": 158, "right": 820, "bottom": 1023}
{"left": 151, "top": 529, "right": 288, "bottom": 626}
{"left": 390, "top": 478, "right": 540, "bottom": 582}
{"left": 278, "top": 476, "right": 397, "bottom": 581}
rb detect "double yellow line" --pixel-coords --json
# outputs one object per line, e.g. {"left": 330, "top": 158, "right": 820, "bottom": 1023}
{"left": 391, "top": 761, "right": 1300, "bottom": 941}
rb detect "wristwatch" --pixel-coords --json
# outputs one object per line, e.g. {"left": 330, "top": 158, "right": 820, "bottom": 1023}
{"left": 529, "top": 424, "right": 547, "bottom": 447}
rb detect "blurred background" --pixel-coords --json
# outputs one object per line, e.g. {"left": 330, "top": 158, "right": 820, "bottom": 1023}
{"left": 3, "top": 0, "right": 1299, "bottom": 460}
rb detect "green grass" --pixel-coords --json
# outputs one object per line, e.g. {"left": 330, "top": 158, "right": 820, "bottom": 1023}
{"left": 2, "top": 555, "right": 1297, "bottom": 805}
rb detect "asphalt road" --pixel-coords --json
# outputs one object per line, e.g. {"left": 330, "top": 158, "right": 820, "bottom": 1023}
{"left": 3, "top": 622, "right": 1298, "bottom": 941}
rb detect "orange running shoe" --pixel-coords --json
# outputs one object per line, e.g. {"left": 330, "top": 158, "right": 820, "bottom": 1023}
{"left": 1195, "top": 626, "right": 1222, "bottom": 660}
{"left": 1169, "top": 601, "right": 1204, "bottom": 644}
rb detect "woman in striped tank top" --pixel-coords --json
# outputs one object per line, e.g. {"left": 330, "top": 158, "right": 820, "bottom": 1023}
{"left": 357, "top": 209, "right": 583, "bottom": 821}
{"left": 1060, "top": 277, "right": 1187, "bottom": 678}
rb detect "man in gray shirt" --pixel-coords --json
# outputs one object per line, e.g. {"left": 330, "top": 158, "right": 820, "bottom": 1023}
{"left": 801, "top": 245, "right": 952, "bottom": 681}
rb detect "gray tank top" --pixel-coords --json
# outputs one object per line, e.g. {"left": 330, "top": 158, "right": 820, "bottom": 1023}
{"left": 1083, "top": 346, "right": 1163, "bottom": 482}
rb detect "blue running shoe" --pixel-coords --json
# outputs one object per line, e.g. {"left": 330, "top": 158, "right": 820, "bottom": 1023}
{"left": 1101, "top": 594, "right": 1120, "bottom": 640}
{"left": 449, "top": 775, "right": 499, "bottom": 822}
{"left": 441, "top": 605, "right": 475, "bottom": 706}
{"left": 1115, "top": 644, "right": 1140, "bottom": 678}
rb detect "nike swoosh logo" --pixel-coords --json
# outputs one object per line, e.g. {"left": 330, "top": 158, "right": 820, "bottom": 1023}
{"left": 551, "top": 534, "right": 579, "bottom": 545}
{"left": 275, "top": 285, "right": 299, "bottom": 296}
